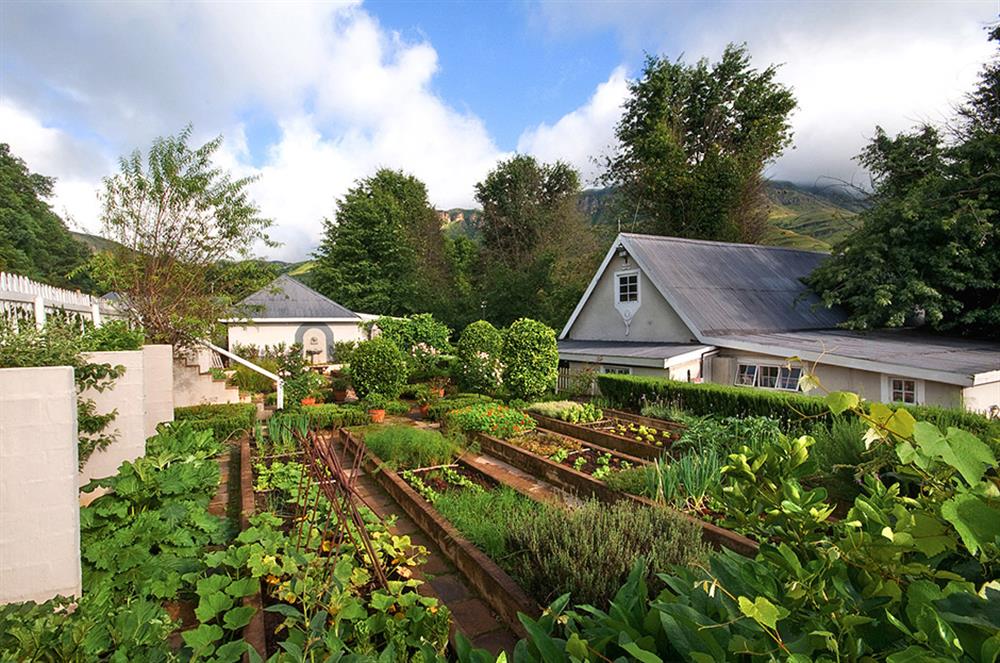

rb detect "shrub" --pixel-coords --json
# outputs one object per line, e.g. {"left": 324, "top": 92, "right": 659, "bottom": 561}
{"left": 445, "top": 402, "right": 536, "bottom": 439}
{"left": 598, "top": 373, "right": 1000, "bottom": 441}
{"left": 230, "top": 357, "right": 281, "bottom": 394}
{"left": 301, "top": 404, "right": 368, "bottom": 429}
{"left": 332, "top": 340, "right": 358, "bottom": 365}
{"left": 370, "top": 314, "right": 451, "bottom": 373}
{"left": 810, "top": 415, "right": 867, "bottom": 502}
{"left": 455, "top": 320, "right": 504, "bottom": 394}
{"left": 604, "top": 465, "right": 649, "bottom": 496}
{"left": 505, "top": 500, "right": 709, "bottom": 606}
{"left": 385, "top": 399, "right": 411, "bottom": 416}
{"left": 363, "top": 426, "right": 459, "bottom": 470}
{"left": 350, "top": 337, "right": 409, "bottom": 398}
{"left": 426, "top": 393, "right": 495, "bottom": 421}
{"left": 80, "top": 320, "right": 145, "bottom": 351}
{"left": 173, "top": 403, "right": 256, "bottom": 442}
{"left": 433, "top": 486, "right": 538, "bottom": 560}
{"left": 525, "top": 400, "right": 603, "bottom": 424}
{"left": 501, "top": 318, "right": 558, "bottom": 401}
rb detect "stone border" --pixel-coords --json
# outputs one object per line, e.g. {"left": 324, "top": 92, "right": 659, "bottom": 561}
{"left": 526, "top": 413, "right": 666, "bottom": 461}
{"left": 339, "top": 429, "right": 540, "bottom": 637}
{"left": 473, "top": 432, "right": 759, "bottom": 558}
{"left": 240, "top": 437, "right": 267, "bottom": 661}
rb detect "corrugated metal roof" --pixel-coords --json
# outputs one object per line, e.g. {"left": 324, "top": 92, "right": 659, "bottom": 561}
{"left": 237, "top": 275, "right": 359, "bottom": 319}
{"left": 620, "top": 233, "right": 846, "bottom": 336}
{"left": 558, "top": 340, "right": 712, "bottom": 360}
{"left": 717, "top": 329, "right": 1000, "bottom": 379}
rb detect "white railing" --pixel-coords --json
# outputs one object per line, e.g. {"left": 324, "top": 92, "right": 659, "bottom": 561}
{"left": 200, "top": 340, "right": 284, "bottom": 410}
{"left": 0, "top": 271, "right": 123, "bottom": 329}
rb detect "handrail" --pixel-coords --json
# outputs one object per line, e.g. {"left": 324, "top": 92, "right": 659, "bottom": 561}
{"left": 200, "top": 340, "right": 284, "bottom": 410}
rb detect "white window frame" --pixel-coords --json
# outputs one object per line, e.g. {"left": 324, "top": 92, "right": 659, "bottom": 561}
{"left": 881, "top": 375, "right": 924, "bottom": 405}
{"left": 734, "top": 360, "right": 802, "bottom": 392}
{"left": 601, "top": 365, "right": 633, "bottom": 375}
{"left": 614, "top": 270, "right": 640, "bottom": 306}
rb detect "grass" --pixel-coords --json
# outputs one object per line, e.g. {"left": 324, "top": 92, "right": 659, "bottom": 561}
{"left": 362, "top": 425, "right": 460, "bottom": 470}
{"left": 432, "top": 486, "right": 538, "bottom": 561}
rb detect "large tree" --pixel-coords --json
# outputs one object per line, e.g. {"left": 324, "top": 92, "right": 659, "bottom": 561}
{"left": 91, "top": 127, "right": 273, "bottom": 346}
{"left": 311, "top": 169, "right": 450, "bottom": 317}
{"left": 474, "top": 155, "right": 600, "bottom": 327}
{"left": 807, "top": 26, "right": 1000, "bottom": 335}
{"left": 603, "top": 44, "right": 796, "bottom": 243}
{"left": 0, "top": 144, "right": 93, "bottom": 290}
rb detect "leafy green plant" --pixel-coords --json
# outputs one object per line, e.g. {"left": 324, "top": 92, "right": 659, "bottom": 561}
{"left": 301, "top": 403, "right": 368, "bottom": 429}
{"left": 368, "top": 313, "right": 452, "bottom": 374}
{"left": 445, "top": 402, "right": 536, "bottom": 439}
{"left": 361, "top": 392, "right": 389, "bottom": 411}
{"left": 433, "top": 486, "right": 538, "bottom": 561}
{"left": 350, "top": 337, "right": 409, "bottom": 399}
{"left": 501, "top": 318, "right": 558, "bottom": 401}
{"left": 455, "top": 319, "right": 504, "bottom": 395}
{"left": 80, "top": 320, "right": 146, "bottom": 351}
{"left": 363, "top": 425, "right": 459, "bottom": 470}
{"left": 525, "top": 400, "right": 603, "bottom": 424}
{"left": 174, "top": 403, "right": 256, "bottom": 442}
{"left": 426, "top": 393, "right": 495, "bottom": 421}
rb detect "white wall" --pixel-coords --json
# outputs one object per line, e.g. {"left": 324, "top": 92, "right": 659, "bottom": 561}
{"left": 227, "top": 321, "right": 369, "bottom": 364}
{"left": 79, "top": 345, "right": 175, "bottom": 501}
{"left": 964, "top": 380, "right": 1000, "bottom": 415}
{"left": 0, "top": 366, "right": 81, "bottom": 604}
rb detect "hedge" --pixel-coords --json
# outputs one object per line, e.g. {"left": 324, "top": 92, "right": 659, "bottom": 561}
{"left": 595, "top": 374, "right": 1000, "bottom": 441}
{"left": 173, "top": 403, "right": 257, "bottom": 442}
{"left": 301, "top": 404, "right": 369, "bottom": 429}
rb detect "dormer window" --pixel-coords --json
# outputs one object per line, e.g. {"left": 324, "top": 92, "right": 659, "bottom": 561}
{"left": 616, "top": 271, "right": 639, "bottom": 303}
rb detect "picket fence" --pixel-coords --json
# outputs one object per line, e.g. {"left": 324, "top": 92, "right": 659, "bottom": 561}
{"left": 0, "top": 271, "right": 123, "bottom": 329}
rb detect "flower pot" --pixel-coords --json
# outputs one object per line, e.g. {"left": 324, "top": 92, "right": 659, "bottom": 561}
{"left": 301, "top": 397, "right": 316, "bottom": 406}
{"left": 419, "top": 403, "right": 430, "bottom": 418}
{"left": 436, "top": 388, "right": 445, "bottom": 398}
{"left": 333, "top": 389, "right": 348, "bottom": 403}
{"left": 368, "top": 408, "right": 386, "bottom": 423}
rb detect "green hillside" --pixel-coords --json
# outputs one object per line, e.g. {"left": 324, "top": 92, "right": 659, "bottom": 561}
{"left": 70, "top": 231, "right": 121, "bottom": 254}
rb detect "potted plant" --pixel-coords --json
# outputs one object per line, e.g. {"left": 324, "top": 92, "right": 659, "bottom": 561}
{"left": 415, "top": 384, "right": 437, "bottom": 418}
{"left": 429, "top": 375, "right": 448, "bottom": 398}
{"left": 331, "top": 374, "right": 350, "bottom": 403}
{"left": 363, "top": 393, "right": 388, "bottom": 423}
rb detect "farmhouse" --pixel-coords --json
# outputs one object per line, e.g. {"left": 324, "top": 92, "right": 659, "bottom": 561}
{"left": 222, "top": 274, "right": 376, "bottom": 364}
{"left": 559, "top": 233, "right": 1000, "bottom": 413}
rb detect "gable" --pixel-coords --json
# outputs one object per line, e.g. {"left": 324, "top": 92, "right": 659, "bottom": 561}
{"left": 236, "top": 275, "right": 359, "bottom": 320}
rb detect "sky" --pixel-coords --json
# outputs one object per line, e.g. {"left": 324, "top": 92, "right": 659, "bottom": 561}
{"left": 1, "top": 0, "right": 997, "bottom": 261}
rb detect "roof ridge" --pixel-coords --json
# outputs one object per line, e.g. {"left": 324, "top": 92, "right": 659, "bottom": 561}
{"left": 619, "top": 232, "right": 831, "bottom": 256}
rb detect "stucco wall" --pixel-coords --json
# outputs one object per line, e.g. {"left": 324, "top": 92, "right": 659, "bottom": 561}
{"left": 963, "top": 380, "right": 1000, "bottom": 415}
{"left": 566, "top": 255, "right": 696, "bottom": 343}
{"left": 0, "top": 366, "right": 81, "bottom": 604}
{"left": 227, "top": 321, "right": 368, "bottom": 363}
{"left": 143, "top": 345, "right": 174, "bottom": 439}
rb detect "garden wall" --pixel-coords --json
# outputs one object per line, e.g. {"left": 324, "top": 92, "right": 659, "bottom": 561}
{"left": 0, "top": 366, "right": 81, "bottom": 604}
{"left": 79, "top": 345, "right": 175, "bottom": 503}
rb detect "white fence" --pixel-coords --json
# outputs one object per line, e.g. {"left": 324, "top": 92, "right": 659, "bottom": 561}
{"left": 0, "top": 271, "right": 123, "bottom": 329}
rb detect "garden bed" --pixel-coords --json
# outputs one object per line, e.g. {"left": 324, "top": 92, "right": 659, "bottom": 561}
{"left": 338, "top": 429, "right": 540, "bottom": 636}
{"left": 506, "top": 429, "right": 646, "bottom": 480}
{"left": 525, "top": 412, "right": 668, "bottom": 460}
{"left": 472, "top": 431, "right": 758, "bottom": 557}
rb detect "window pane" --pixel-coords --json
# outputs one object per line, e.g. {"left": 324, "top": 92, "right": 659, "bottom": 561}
{"left": 618, "top": 274, "right": 638, "bottom": 302}
{"left": 777, "top": 367, "right": 802, "bottom": 391}
{"left": 891, "top": 378, "right": 916, "bottom": 403}
{"left": 736, "top": 364, "right": 757, "bottom": 386}
{"left": 758, "top": 366, "right": 779, "bottom": 388}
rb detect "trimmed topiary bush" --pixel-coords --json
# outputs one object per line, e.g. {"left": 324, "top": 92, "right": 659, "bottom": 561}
{"left": 349, "top": 337, "right": 409, "bottom": 399}
{"left": 455, "top": 320, "right": 504, "bottom": 394}
{"left": 501, "top": 318, "right": 558, "bottom": 402}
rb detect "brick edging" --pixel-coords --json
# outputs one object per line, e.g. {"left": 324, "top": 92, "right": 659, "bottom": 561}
{"left": 526, "top": 413, "right": 666, "bottom": 461}
{"left": 339, "top": 429, "right": 539, "bottom": 637}
{"left": 473, "top": 432, "right": 759, "bottom": 558}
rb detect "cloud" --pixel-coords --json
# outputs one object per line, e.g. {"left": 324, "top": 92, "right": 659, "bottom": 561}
{"left": 1, "top": 2, "right": 504, "bottom": 260}
{"left": 517, "top": 67, "right": 628, "bottom": 185}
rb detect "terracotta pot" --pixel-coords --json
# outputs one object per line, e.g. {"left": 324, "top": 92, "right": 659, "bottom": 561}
{"left": 333, "top": 389, "right": 348, "bottom": 403}
{"left": 300, "top": 397, "right": 316, "bottom": 406}
{"left": 419, "top": 403, "right": 430, "bottom": 418}
{"left": 369, "top": 409, "right": 386, "bottom": 423}
{"left": 436, "top": 387, "right": 445, "bottom": 397}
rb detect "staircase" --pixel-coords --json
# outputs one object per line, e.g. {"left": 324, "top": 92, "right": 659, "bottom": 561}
{"left": 173, "top": 346, "right": 249, "bottom": 408}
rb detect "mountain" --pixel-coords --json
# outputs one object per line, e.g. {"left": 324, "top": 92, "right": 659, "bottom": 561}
{"left": 70, "top": 231, "right": 122, "bottom": 254}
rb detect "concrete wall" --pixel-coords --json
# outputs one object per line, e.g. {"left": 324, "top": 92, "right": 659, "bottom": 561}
{"left": 566, "top": 255, "right": 696, "bottom": 343}
{"left": 0, "top": 366, "right": 81, "bottom": 604}
{"left": 227, "top": 321, "right": 368, "bottom": 364}
{"left": 963, "top": 380, "right": 1000, "bottom": 415}
{"left": 79, "top": 345, "right": 175, "bottom": 500}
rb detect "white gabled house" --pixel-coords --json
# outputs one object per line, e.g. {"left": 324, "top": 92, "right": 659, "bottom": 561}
{"left": 559, "top": 233, "right": 1000, "bottom": 413}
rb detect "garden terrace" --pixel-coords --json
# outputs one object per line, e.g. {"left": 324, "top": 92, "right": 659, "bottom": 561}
{"left": 525, "top": 411, "right": 675, "bottom": 460}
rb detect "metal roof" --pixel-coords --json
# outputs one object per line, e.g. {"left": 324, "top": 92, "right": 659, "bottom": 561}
{"left": 619, "top": 233, "right": 846, "bottom": 336}
{"left": 235, "top": 275, "right": 359, "bottom": 320}
{"left": 712, "top": 329, "right": 1000, "bottom": 384}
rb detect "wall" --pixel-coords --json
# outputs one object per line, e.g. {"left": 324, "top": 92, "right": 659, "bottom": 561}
{"left": 0, "top": 366, "right": 81, "bottom": 604}
{"left": 79, "top": 345, "right": 175, "bottom": 501}
{"left": 566, "top": 255, "right": 696, "bottom": 343}
{"left": 227, "top": 321, "right": 368, "bottom": 363}
{"left": 963, "top": 380, "right": 1000, "bottom": 415}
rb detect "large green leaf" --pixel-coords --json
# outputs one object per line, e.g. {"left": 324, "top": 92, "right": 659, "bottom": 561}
{"left": 940, "top": 494, "right": 1000, "bottom": 555}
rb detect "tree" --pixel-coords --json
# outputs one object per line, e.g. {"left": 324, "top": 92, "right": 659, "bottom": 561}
{"left": 501, "top": 318, "right": 559, "bottom": 401}
{"left": 603, "top": 44, "right": 796, "bottom": 242}
{"left": 473, "top": 155, "right": 600, "bottom": 327}
{"left": 0, "top": 144, "right": 93, "bottom": 290}
{"left": 90, "top": 127, "right": 273, "bottom": 346}
{"left": 807, "top": 26, "right": 1000, "bottom": 335}
{"left": 311, "top": 169, "right": 451, "bottom": 318}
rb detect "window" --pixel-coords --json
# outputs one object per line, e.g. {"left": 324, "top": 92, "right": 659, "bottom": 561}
{"left": 602, "top": 365, "right": 632, "bottom": 375}
{"left": 735, "top": 362, "right": 801, "bottom": 392}
{"left": 617, "top": 272, "right": 638, "bottom": 303}
{"left": 891, "top": 378, "right": 917, "bottom": 404}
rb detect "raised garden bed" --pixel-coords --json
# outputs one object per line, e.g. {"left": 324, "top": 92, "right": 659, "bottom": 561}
{"left": 338, "top": 429, "right": 541, "bottom": 636}
{"left": 472, "top": 431, "right": 758, "bottom": 557}
{"left": 526, "top": 412, "right": 667, "bottom": 460}
{"left": 506, "top": 429, "right": 646, "bottom": 480}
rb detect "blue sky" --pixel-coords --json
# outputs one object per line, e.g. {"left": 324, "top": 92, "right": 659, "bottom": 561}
{"left": 1, "top": 0, "right": 996, "bottom": 259}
